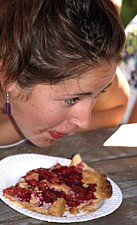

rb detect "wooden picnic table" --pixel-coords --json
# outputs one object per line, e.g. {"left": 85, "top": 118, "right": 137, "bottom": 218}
{"left": 0, "top": 127, "right": 137, "bottom": 225}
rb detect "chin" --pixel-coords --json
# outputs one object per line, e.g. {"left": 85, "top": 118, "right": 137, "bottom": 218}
{"left": 30, "top": 138, "right": 54, "bottom": 147}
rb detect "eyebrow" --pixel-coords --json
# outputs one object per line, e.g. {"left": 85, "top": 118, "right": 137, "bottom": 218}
{"left": 66, "top": 82, "right": 112, "bottom": 97}
{"left": 60, "top": 81, "right": 112, "bottom": 99}
{"left": 65, "top": 92, "right": 93, "bottom": 97}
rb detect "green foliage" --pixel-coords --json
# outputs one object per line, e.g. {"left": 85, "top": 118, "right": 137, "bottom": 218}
{"left": 121, "top": 0, "right": 137, "bottom": 27}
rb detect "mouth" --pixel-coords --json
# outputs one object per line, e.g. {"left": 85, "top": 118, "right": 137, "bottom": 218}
{"left": 49, "top": 131, "right": 67, "bottom": 140}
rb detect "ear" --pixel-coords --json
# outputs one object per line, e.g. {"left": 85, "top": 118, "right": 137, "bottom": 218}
{"left": 0, "top": 74, "right": 17, "bottom": 94}
{"left": 0, "top": 61, "right": 19, "bottom": 95}
{"left": 0, "top": 61, "right": 4, "bottom": 87}
{"left": 0, "top": 61, "right": 8, "bottom": 90}
{"left": 0, "top": 75, "right": 16, "bottom": 93}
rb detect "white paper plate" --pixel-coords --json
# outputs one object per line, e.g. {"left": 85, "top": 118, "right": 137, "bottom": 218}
{"left": 0, "top": 153, "right": 122, "bottom": 223}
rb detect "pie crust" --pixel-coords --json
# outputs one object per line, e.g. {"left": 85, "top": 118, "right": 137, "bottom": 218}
{"left": 3, "top": 154, "right": 112, "bottom": 216}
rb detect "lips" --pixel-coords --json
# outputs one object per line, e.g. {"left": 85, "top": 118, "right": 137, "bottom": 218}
{"left": 49, "top": 131, "right": 67, "bottom": 139}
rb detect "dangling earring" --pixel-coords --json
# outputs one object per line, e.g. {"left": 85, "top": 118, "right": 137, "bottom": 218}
{"left": 6, "top": 92, "right": 11, "bottom": 114}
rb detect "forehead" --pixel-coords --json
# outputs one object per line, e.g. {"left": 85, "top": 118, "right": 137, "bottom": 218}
{"left": 27, "top": 63, "right": 116, "bottom": 99}
{"left": 51, "top": 63, "right": 116, "bottom": 95}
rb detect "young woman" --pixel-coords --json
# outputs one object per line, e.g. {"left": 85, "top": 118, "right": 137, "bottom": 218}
{"left": 0, "top": 0, "right": 129, "bottom": 147}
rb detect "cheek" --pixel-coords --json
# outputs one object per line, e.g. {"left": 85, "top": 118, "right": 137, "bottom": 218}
{"left": 43, "top": 107, "right": 67, "bottom": 127}
{"left": 12, "top": 100, "right": 67, "bottom": 129}
{"left": 24, "top": 105, "right": 67, "bottom": 125}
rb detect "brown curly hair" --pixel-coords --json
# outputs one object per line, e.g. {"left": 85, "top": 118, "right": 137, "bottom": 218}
{"left": 0, "top": 0, "right": 125, "bottom": 88}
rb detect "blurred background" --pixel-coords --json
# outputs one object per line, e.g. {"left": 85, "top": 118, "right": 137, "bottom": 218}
{"left": 121, "top": 0, "right": 137, "bottom": 27}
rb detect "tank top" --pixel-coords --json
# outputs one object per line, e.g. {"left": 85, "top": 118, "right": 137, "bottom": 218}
{"left": 0, "top": 139, "right": 27, "bottom": 149}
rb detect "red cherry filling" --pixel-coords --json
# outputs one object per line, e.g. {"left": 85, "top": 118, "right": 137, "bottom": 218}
{"left": 4, "top": 186, "right": 31, "bottom": 202}
{"left": 3, "top": 164, "right": 97, "bottom": 207}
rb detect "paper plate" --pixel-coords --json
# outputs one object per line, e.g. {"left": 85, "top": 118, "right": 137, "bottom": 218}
{"left": 0, "top": 154, "right": 122, "bottom": 223}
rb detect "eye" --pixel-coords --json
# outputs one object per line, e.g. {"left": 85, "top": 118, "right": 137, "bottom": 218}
{"left": 95, "top": 89, "right": 107, "bottom": 99}
{"left": 101, "top": 89, "right": 107, "bottom": 93}
{"left": 64, "top": 97, "right": 81, "bottom": 106}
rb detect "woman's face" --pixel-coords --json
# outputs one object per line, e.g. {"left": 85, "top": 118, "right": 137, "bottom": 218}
{"left": 8, "top": 64, "right": 116, "bottom": 147}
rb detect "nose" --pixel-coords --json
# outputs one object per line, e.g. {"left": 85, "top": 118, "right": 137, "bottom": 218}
{"left": 68, "top": 101, "right": 94, "bottom": 130}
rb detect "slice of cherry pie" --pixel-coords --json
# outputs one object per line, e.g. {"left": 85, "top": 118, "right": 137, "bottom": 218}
{"left": 3, "top": 154, "right": 112, "bottom": 217}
